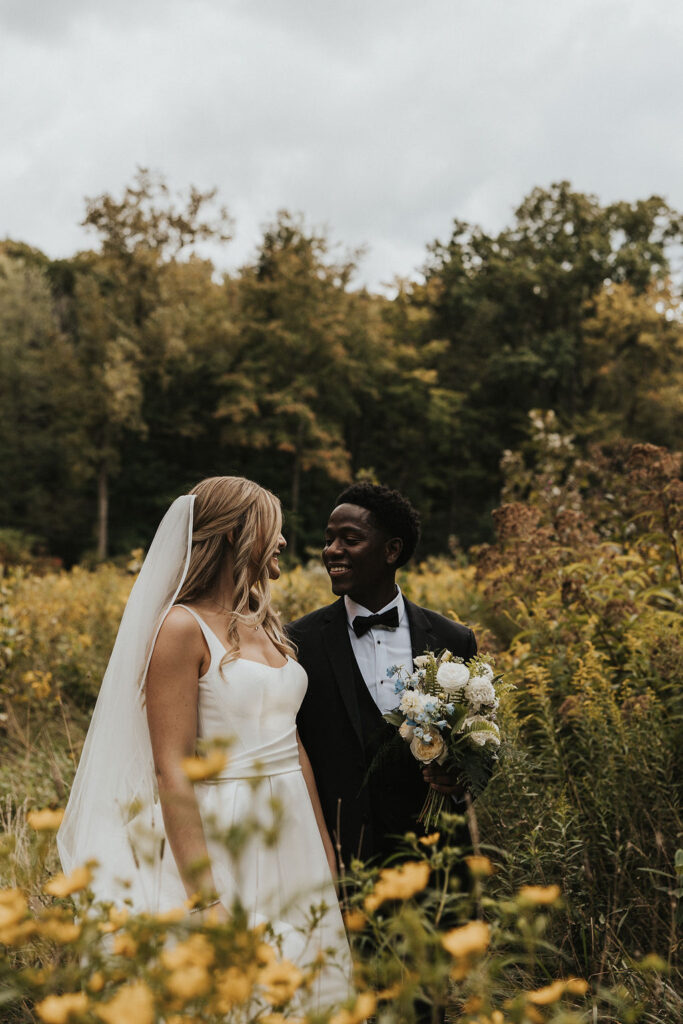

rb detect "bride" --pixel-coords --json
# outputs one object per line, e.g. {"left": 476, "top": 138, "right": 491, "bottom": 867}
{"left": 57, "top": 476, "right": 351, "bottom": 1006}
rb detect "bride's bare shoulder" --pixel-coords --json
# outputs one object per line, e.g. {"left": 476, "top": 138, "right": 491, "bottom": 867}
{"left": 154, "top": 605, "right": 205, "bottom": 655}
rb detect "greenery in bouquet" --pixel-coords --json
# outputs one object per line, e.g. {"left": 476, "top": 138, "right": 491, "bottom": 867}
{"left": 385, "top": 651, "right": 511, "bottom": 830}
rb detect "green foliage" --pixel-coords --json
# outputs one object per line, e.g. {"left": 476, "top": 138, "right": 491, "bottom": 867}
{"left": 2, "top": 177, "right": 682, "bottom": 562}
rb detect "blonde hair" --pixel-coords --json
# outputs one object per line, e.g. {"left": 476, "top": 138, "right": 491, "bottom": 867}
{"left": 176, "top": 476, "right": 294, "bottom": 663}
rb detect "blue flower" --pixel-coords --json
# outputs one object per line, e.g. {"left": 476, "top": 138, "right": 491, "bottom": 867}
{"left": 386, "top": 665, "right": 399, "bottom": 678}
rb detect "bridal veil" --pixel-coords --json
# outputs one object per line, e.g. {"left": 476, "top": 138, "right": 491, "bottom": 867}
{"left": 57, "top": 494, "right": 195, "bottom": 908}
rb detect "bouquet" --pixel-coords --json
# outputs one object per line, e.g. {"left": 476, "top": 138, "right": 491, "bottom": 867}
{"left": 384, "top": 650, "right": 503, "bottom": 831}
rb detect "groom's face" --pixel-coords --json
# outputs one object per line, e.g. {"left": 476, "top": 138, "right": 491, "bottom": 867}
{"left": 323, "top": 503, "right": 399, "bottom": 604}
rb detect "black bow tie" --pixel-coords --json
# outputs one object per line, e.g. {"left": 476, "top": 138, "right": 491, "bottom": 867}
{"left": 352, "top": 606, "right": 400, "bottom": 637}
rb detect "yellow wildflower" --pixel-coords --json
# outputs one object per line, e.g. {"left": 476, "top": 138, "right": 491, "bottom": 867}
{"left": 527, "top": 977, "right": 589, "bottom": 1004}
{"left": 256, "top": 941, "right": 278, "bottom": 966}
{"left": 161, "top": 932, "right": 215, "bottom": 971}
{"left": 364, "top": 861, "right": 430, "bottom": 911}
{"left": 88, "top": 972, "right": 105, "bottom": 993}
{"left": 98, "top": 907, "right": 129, "bottom": 934}
{"left": 28, "top": 808, "right": 65, "bottom": 831}
{"left": 466, "top": 855, "right": 494, "bottom": 876}
{"left": 441, "top": 920, "right": 490, "bottom": 959}
{"left": 0, "top": 919, "right": 37, "bottom": 944}
{"left": 39, "top": 918, "right": 81, "bottom": 943}
{"left": 214, "top": 966, "right": 253, "bottom": 1011}
{"left": 95, "top": 981, "right": 155, "bottom": 1024}
{"left": 330, "top": 992, "right": 377, "bottom": 1024}
{"left": 259, "top": 959, "right": 305, "bottom": 1005}
{"left": 181, "top": 749, "right": 228, "bottom": 781}
{"left": 153, "top": 905, "right": 186, "bottom": 923}
{"left": 419, "top": 832, "right": 441, "bottom": 846}
{"left": 343, "top": 908, "right": 367, "bottom": 932}
{"left": 260, "top": 1016, "right": 307, "bottom": 1024}
{"left": 112, "top": 932, "right": 138, "bottom": 957}
{"left": 376, "top": 982, "right": 403, "bottom": 1000}
{"left": 0, "top": 888, "right": 27, "bottom": 929}
{"left": 517, "top": 884, "right": 561, "bottom": 907}
{"left": 44, "top": 865, "right": 92, "bottom": 898}
{"left": 166, "top": 964, "right": 211, "bottom": 1001}
{"left": 35, "top": 992, "right": 88, "bottom": 1023}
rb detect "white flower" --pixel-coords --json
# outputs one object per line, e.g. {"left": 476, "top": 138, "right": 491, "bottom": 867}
{"left": 479, "top": 662, "right": 494, "bottom": 682}
{"left": 399, "top": 720, "right": 415, "bottom": 741}
{"left": 436, "top": 661, "right": 469, "bottom": 695}
{"left": 464, "top": 716, "right": 500, "bottom": 746}
{"left": 399, "top": 690, "right": 431, "bottom": 719}
{"left": 414, "top": 655, "right": 431, "bottom": 669}
{"left": 440, "top": 649, "right": 454, "bottom": 662}
{"left": 464, "top": 675, "right": 496, "bottom": 710}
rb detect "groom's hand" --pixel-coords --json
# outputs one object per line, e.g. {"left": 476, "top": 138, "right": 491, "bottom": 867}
{"left": 422, "top": 764, "right": 466, "bottom": 797}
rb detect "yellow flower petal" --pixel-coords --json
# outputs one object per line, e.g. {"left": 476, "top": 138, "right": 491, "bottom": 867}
{"left": 166, "top": 964, "right": 211, "bottom": 1001}
{"left": 466, "top": 855, "right": 494, "bottom": 876}
{"left": 95, "top": 981, "right": 155, "bottom": 1024}
{"left": 213, "top": 966, "right": 253, "bottom": 1011}
{"left": 112, "top": 933, "right": 138, "bottom": 957}
{"left": 419, "top": 832, "right": 441, "bottom": 846}
{"left": 527, "top": 977, "right": 589, "bottom": 1004}
{"left": 0, "top": 888, "right": 28, "bottom": 928}
{"left": 517, "top": 884, "right": 561, "bottom": 907}
{"left": 28, "top": 808, "right": 65, "bottom": 831}
{"left": 44, "top": 865, "right": 92, "bottom": 898}
{"left": 161, "top": 933, "right": 215, "bottom": 971}
{"left": 39, "top": 919, "right": 82, "bottom": 943}
{"left": 35, "top": 992, "right": 88, "bottom": 1023}
{"left": 181, "top": 749, "right": 228, "bottom": 781}
{"left": 441, "top": 920, "right": 490, "bottom": 959}
{"left": 364, "top": 861, "right": 430, "bottom": 911}
{"left": 259, "top": 959, "right": 304, "bottom": 1005}
{"left": 343, "top": 909, "right": 367, "bottom": 932}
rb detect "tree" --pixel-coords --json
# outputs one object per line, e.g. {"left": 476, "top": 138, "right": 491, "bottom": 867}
{"left": 72, "top": 169, "right": 233, "bottom": 558}
{"left": 217, "top": 213, "right": 363, "bottom": 557}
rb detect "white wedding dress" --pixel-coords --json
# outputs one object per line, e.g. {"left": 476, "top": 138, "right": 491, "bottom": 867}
{"left": 154, "top": 606, "right": 352, "bottom": 1008}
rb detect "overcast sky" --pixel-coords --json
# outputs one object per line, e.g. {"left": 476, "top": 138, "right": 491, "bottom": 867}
{"left": 2, "top": 0, "right": 682, "bottom": 290}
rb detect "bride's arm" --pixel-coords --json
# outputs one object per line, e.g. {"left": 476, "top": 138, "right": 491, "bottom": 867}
{"left": 296, "top": 730, "right": 338, "bottom": 882}
{"left": 146, "top": 609, "right": 218, "bottom": 904}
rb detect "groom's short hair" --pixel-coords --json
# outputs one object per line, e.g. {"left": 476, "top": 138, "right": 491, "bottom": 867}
{"left": 334, "top": 483, "right": 421, "bottom": 567}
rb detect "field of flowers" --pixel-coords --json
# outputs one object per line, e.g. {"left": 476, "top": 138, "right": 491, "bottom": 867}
{"left": 0, "top": 442, "right": 681, "bottom": 1022}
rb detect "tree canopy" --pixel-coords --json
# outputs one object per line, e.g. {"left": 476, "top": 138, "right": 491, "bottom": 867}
{"left": 1, "top": 176, "right": 680, "bottom": 564}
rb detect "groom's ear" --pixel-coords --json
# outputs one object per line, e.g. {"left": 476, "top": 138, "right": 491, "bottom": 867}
{"left": 385, "top": 537, "right": 403, "bottom": 565}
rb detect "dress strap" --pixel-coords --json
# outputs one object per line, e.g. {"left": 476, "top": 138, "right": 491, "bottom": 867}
{"left": 174, "top": 604, "right": 227, "bottom": 659}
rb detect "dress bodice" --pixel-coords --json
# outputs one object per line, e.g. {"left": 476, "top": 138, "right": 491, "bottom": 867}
{"left": 177, "top": 605, "right": 308, "bottom": 779}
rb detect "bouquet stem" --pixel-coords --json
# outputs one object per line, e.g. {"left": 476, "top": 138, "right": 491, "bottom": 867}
{"left": 418, "top": 789, "right": 447, "bottom": 833}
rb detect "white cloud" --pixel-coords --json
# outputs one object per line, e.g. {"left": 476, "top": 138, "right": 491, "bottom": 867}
{"left": 1, "top": 0, "right": 681, "bottom": 289}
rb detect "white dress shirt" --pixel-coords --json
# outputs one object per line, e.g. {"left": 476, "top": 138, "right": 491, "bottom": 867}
{"left": 344, "top": 588, "right": 413, "bottom": 713}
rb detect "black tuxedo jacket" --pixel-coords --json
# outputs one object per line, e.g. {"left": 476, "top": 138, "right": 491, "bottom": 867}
{"left": 288, "top": 597, "right": 477, "bottom": 864}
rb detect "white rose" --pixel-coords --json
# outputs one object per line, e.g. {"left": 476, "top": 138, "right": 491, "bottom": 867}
{"left": 399, "top": 720, "right": 415, "bottom": 741}
{"left": 464, "top": 676, "right": 496, "bottom": 710}
{"left": 436, "top": 661, "right": 470, "bottom": 695}
{"left": 414, "top": 655, "right": 431, "bottom": 669}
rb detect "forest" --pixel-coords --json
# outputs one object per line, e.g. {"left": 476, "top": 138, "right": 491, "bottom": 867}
{"left": 1, "top": 171, "right": 681, "bottom": 564}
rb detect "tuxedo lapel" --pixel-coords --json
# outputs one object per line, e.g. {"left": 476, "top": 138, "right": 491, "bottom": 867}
{"left": 405, "top": 598, "right": 438, "bottom": 660}
{"left": 321, "top": 599, "right": 364, "bottom": 748}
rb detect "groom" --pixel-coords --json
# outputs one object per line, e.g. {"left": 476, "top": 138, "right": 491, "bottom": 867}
{"left": 289, "top": 483, "right": 478, "bottom": 866}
